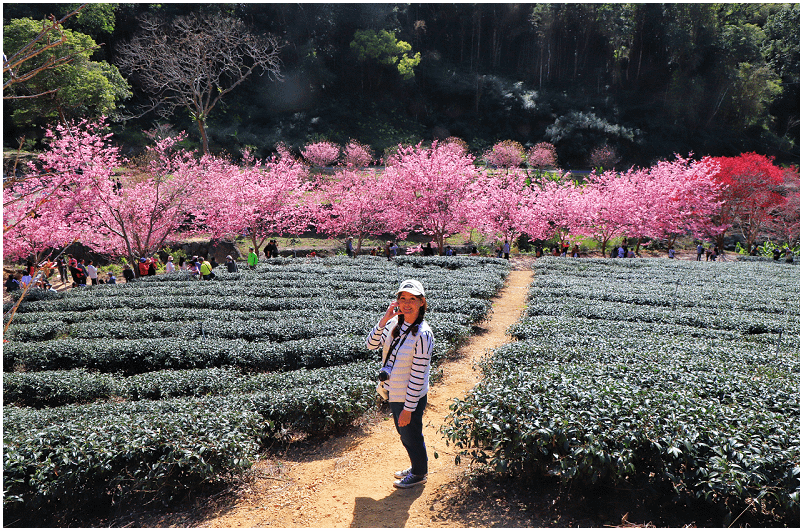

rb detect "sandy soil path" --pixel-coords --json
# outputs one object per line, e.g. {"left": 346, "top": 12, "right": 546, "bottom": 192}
{"left": 196, "top": 268, "right": 534, "bottom": 528}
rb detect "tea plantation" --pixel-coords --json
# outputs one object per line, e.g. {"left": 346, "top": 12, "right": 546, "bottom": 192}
{"left": 2, "top": 255, "right": 510, "bottom": 525}
{"left": 443, "top": 258, "right": 800, "bottom": 526}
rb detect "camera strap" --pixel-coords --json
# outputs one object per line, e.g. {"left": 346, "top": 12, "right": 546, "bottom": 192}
{"left": 382, "top": 323, "right": 412, "bottom": 371}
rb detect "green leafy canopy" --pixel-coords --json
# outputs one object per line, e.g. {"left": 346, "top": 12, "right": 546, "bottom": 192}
{"left": 350, "top": 29, "right": 420, "bottom": 80}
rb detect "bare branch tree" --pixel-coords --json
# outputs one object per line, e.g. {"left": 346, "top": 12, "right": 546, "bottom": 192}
{"left": 2, "top": 4, "right": 91, "bottom": 99}
{"left": 116, "top": 13, "right": 282, "bottom": 154}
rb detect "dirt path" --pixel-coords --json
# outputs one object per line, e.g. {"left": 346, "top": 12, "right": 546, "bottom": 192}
{"left": 194, "top": 269, "right": 534, "bottom": 528}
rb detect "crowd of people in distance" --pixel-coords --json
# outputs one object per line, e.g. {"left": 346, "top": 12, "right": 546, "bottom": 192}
{"left": 6, "top": 236, "right": 793, "bottom": 298}
{"left": 4, "top": 255, "right": 118, "bottom": 294}
{"left": 4, "top": 251, "right": 241, "bottom": 296}
{"left": 694, "top": 243, "right": 723, "bottom": 261}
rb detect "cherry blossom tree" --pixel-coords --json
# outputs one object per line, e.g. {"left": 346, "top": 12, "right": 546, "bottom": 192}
{"left": 569, "top": 170, "right": 631, "bottom": 256}
{"left": 442, "top": 136, "right": 469, "bottom": 156}
{"left": 527, "top": 142, "right": 558, "bottom": 169}
{"left": 709, "top": 152, "right": 786, "bottom": 251}
{"left": 767, "top": 167, "right": 800, "bottom": 249}
{"left": 636, "top": 155, "right": 726, "bottom": 250}
{"left": 107, "top": 138, "right": 204, "bottom": 264}
{"left": 3, "top": 118, "right": 122, "bottom": 263}
{"left": 301, "top": 140, "right": 340, "bottom": 167}
{"left": 199, "top": 149, "right": 312, "bottom": 255}
{"left": 527, "top": 176, "right": 581, "bottom": 248}
{"left": 589, "top": 144, "right": 621, "bottom": 170}
{"left": 342, "top": 140, "right": 374, "bottom": 168}
{"left": 383, "top": 141, "right": 477, "bottom": 254}
{"left": 64, "top": 127, "right": 202, "bottom": 266}
{"left": 313, "top": 168, "right": 389, "bottom": 254}
{"left": 3, "top": 181, "right": 74, "bottom": 262}
{"left": 468, "top": 169, "right": 539, "bottom": 245}
{"left": 4, "top": 118, "right": 203, "bottom": 267}
{"left": 484, "top": 140, "right": 526, "bottom": 169}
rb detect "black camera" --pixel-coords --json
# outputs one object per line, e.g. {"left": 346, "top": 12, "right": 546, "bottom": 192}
{"left": 378, "top": 368, "right": 391, "bottom": 381}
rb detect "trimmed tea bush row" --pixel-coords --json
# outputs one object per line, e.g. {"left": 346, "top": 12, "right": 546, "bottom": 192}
{"left": 509, "top": 315, "right": 800, "bottom": 352}
{"left": 4, "top": 322, "right": 467, "bottom": 375}
{"left": 3, "top": 309, "right": 474, "bottom": 344}
{"left": 4, "top": 362, "right": 374, "bottom": 519}
{"left": 522, "top": 298, "right": 796, "bottom": 335}
{"left": 6, "top": 293, "right": 492, "bottom": 318}
{"left": 443, "top": 258, "right": 800, "bottom": 525}
{"left": 5, "top": 364, "right": 387, "bottom": 408}
{"left": 4, "top": 367, "right": 241, "bottom": 407}
{"left": 4, "top": 256, "right": 507, "bottom": 316}
{"left": 4, "top": 336, "right": 369, "bottom": 374}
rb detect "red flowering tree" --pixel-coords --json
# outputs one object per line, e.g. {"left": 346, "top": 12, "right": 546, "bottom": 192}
{"left": 199, "top": 150, "right": 312, "bottom": 255}
{"left": 709, "top": 152, "right": 786, "bottom": 251}
{"left": 313, "top": 168, "right": 389, "bottom": 255}
{"left": 383, "top": 141, "right": 477, "bottom": 254}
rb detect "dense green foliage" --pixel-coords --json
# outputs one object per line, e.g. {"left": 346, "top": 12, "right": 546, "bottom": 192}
{"left": 443, "top": 258, "right": 800, "bottom": 526}
{"left": 2, "top": 255, "right": 509, "bottom": 525}
{"left": 2, "top": 16, "right": 131, "bottom": 129}
{"left": 3, "top": 3, "right": 798, "bottom": 166}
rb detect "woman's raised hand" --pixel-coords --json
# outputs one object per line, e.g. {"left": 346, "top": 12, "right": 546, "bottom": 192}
{"left": 379, "top": 301, "right": 400, "bottom": 328}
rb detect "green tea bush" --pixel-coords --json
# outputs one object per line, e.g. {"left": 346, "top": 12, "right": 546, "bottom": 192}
{"left": 3, "top": 399, "right": 261, "bottom": 521}
{"left": 3, "top": 361, "right": 376, "bottom": 522}
{"left": 443, "top": 258, "right": 800, "bottom": 525}
{"left": 3, "top": 256, "right": 510, "bottom": 523}
{"left": 3, "top": 369, "right": 117, "bottom": 408}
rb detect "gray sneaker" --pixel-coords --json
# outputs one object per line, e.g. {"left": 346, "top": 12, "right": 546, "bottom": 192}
{"left": 393, "top": 473, "right": 427, "bottom": 489}
{"left": 394, "top": 467, "right": 412, "bottom": 479}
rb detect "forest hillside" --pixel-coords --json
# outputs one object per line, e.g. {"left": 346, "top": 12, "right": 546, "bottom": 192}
{"left": 4, "top": 3, "right": 800, "bottom": 168}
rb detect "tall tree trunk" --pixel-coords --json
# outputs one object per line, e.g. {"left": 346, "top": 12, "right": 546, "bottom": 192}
{"left": 198, "top": 119, "right": 209, "bottom": 155}
{"left": 475, "top": 7, "right": 481, "bottom": 71}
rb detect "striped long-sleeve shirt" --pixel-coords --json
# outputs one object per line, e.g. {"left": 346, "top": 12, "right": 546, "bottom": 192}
{"left": 366, "top": 316, "right": 434, "bottom": 412}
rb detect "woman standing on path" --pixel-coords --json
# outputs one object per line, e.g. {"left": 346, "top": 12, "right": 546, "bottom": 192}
{"left": 366, "top": 279, "right": 434, "bottom": 489}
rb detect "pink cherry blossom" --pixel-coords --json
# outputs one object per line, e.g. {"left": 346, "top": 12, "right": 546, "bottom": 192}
{"left": 4, "top": 118, "right": 201, "bottom": 266}
{"left": 382, "top": 141, "right": 476, "bottom": 254}
{"left": 313, "top": 167, "right": 390, "bottom": 254}
{"left": 302, "top": 141, "right": 340, "bottom": 167}
{"left": 484, "top": 140, "right": 526, "bottom": 169}
{"left": 199, "top": 149, "right": 312, "bottom": 255}
{"left": 468, "top": 169, "right": 537, "bottom": 244}
{"left": 527, "top": 142, "right": 558, "bottom": 169}
{"left": 342, "top": 140, "right": 374, "bottom": 168}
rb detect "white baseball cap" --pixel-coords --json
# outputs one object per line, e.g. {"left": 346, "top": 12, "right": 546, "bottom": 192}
{"left": 396, "top": 279, "right": 425, "bottom": 297}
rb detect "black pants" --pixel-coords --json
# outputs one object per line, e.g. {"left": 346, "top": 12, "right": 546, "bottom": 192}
{"left": 389, "top": 395, "right": 428, "bottom": 476}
